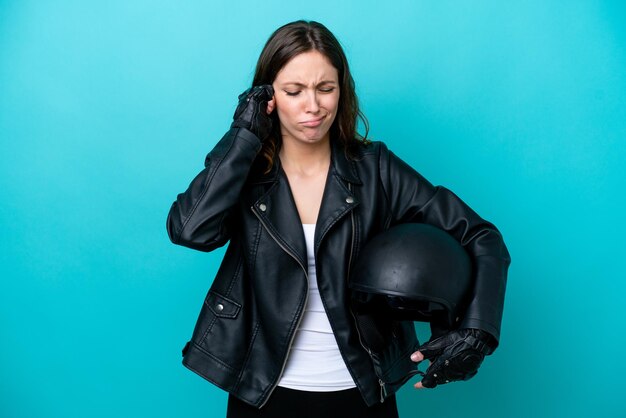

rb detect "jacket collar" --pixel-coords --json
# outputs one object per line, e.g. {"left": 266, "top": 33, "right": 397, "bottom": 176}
{"left": 330, "top": 138, "right": 362, "bottom": 185}
{"left": 250, "top": 139, "right": 361, "bottom": 269}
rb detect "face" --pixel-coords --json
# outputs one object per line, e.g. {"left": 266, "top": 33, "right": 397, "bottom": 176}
{"left": 268, "top": 50, "right": 340, "bottom": 146}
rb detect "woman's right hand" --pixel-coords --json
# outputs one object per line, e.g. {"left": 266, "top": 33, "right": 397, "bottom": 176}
{"left": 230, "top": 84, "right": 275, "bottom": 141}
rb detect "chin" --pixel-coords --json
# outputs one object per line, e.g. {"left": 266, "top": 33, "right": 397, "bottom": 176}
{"left": 281, "top": 123, "right": 332, "bottom": 144}
{"left": 303, "top": 126, "right": 333, "bottom": 140}
{"left": 301, "top": 133, "right": 330, "bottom": 143}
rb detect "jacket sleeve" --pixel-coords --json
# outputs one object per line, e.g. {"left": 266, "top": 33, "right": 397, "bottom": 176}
{"left": 166, "top": 127, "right": 262, "bottom": 252}
{"left": 378, "top": 143, "right": 511, "bottom": 343}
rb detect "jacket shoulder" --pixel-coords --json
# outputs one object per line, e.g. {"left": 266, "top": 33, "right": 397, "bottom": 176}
{"left": 350, "top": 140, "right": 390, "bottom": 160}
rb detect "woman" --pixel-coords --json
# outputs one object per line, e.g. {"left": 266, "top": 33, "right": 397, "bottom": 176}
{"left": 166, "top": 20, "right": 510, "bottom": 418}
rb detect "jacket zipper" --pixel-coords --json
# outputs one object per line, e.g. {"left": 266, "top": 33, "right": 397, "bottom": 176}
{"left": 346, "top": 183, "right": 355, "bottom": 290}
{"left": 346, "top": 184, "right": 387, "bottom": 403}
{"left": 379, "top": 379, "right": 387, "bottom": 402}
{"left": 252, "top": 206, "right": 309, "bottom": 409}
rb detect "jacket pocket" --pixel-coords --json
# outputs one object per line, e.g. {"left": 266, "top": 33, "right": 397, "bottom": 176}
{"left": 206, "top": 291, "right": 241, "bottom": 319}
{"left": 188, "top": 287, "right": 251, "bottom": 370}
{"left": 187, "top": 244, "right": 252, "bottom": 370}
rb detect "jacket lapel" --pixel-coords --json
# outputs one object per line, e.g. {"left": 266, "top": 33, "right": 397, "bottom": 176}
{"left": 250, "top": 139, "right": 362, "bottom": 268}
{"left": 315, "top": 140, "right": 362, "bottom": 255}
{"left": 251, "top": 158, "right": 307, "bottom": 270}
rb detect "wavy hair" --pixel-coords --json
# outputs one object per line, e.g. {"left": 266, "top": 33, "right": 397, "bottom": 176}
{"left": 252, "top": 20, "right": 370, "bottom": 173}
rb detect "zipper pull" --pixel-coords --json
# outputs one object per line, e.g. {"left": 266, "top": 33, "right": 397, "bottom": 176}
{"left": 379, "top": 379, "right": 387, "bottom": 403}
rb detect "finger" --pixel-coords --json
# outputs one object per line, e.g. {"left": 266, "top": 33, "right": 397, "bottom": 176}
{"left": 420, "top": 356, "right": 447, "bottom": 388}
{"left": 413, "top": 381, "right": 425, "bottom": 389}
{"left": 410, "top": 351, "right": 424, "bottom": 363}
{"left": 238, "top": 87, "right": 251, "bottom": 101}
{"left": 266, "top": 98, "right": 275, "bottom": 114}
{"left": 421, "top": 366, "right": 438, "bottom": 386}
{"left": 252, "top": 84, "right": 273, "bottom": 101}
{"left": 420, "top": 376, "right": 437, "bottom": 388}
{"left": 418, "top": 334, "right": 451, "bottom": 360}
{"left": 250, "top": 87, "right": 265, "bottom": 100}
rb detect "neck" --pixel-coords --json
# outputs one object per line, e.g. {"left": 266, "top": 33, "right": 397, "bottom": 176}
{"left": 279, "top": 136, "right": 331, "bottom": 176}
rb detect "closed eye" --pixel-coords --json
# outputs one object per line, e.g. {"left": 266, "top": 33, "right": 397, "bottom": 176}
{"left": 284, "top": 87, "right": 336, "bottom": 96}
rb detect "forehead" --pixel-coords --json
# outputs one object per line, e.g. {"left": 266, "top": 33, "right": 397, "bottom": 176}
{"left": 275, "top": 50, "right": 339, "bottom": 84}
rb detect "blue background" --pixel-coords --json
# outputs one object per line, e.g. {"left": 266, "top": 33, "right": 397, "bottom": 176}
{"left": 1, "top": 1, "right": 625, "bottom": 417}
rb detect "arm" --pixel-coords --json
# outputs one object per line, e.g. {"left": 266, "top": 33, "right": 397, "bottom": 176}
{"left": 166, "top": 85, "right": 274, "bottom": 252}
{"left": 166, "top": 127, "right": 262, "bottom": 252}
{"left": 378, "top": 143, "right": 511, "bottom": 342}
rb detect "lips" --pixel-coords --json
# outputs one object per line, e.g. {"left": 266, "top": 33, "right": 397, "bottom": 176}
{"left": 300, "top": 116, "right": 325, "bottom": 127}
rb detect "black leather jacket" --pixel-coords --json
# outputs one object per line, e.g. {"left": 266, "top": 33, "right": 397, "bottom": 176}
{"left": 166, "top": 127, "right": 511, "bottom": 408}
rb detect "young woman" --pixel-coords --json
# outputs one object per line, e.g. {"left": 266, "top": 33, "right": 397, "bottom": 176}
{"left": 166, "top": 20, "right": 510, "bottom": 418}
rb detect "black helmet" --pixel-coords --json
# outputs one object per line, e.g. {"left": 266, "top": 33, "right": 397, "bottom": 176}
{"left": 349, "top": 223, "right": 473, "bottom": 331}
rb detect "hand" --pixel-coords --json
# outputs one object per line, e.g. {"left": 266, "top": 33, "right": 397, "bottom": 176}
{"left": 410, "top": 328, "right": 496, "bottom": 389}
{"left": 230, "top": 84, "right": 275, "bottom": 141}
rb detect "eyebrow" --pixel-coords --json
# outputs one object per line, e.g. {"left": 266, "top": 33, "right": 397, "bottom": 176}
{"left": 281, "top": 80, "right": 337, "bottom": 87}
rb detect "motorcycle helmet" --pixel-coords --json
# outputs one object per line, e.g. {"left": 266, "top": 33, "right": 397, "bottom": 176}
{"left": 349, "top": 223, "right": 473, "bottom": 351}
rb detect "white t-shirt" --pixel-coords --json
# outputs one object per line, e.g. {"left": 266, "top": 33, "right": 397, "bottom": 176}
{"left": 277, "top": 223, "right": 357, "bottom": 391}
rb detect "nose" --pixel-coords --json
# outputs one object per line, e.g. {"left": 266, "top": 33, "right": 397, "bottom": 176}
{"left": 304, "top": 90, "right": 320, "bottom": 113}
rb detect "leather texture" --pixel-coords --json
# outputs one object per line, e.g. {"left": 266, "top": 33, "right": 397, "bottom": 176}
{"left": 166, "top": 126, "right": 511, "bottom": 408}
{"left": 230, "top": 85, "right": 274, "bottom": 141}
{"left": 418, "top": 328, "right": 496, "bottom": 388}
{"left": 349, "top": 222, "right": 474, "bottom": 328}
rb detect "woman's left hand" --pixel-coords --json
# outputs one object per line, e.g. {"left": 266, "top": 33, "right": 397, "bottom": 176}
{"left": 409, "top": 328, "right": 496, "bottom": 389}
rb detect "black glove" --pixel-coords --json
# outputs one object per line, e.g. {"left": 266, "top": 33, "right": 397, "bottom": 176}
{"left": 230, "top": 84, "right": 274, "bottom": 141}
{"left": 418, "top": 328, "right": 496, "bottom": 388}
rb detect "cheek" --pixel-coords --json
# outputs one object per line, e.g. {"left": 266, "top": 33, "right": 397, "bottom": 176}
{"left": 275, "top": 98, "right": 300, "bottom": 123}
{"left": 324, "top": 94, "right": 340, "bottom": 116}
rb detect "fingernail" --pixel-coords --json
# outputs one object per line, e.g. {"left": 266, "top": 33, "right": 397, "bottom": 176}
{"left": 411, "top": 353, "right": 418, "bottom": 361}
